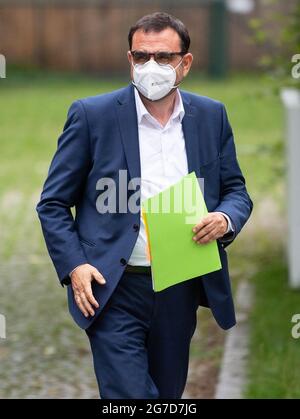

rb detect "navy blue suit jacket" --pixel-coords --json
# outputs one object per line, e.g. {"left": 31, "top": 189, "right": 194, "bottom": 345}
{"left": 37, "top": 84, "right": 253, "bottom": 330}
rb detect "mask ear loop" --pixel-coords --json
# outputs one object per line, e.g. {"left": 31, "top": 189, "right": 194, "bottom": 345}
{"left": 131, "top": 60, "right": 139, "bottom": 89}
{"left": 172, "top": 58, "right": 184, "bottom": 89}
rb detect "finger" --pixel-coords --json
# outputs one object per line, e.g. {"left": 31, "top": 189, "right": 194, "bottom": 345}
{"left": 193, "top": 221, "right": 215, "bottom": 241}
{"left": 80, "top": 292, "right": 95, "bottom": 317}
{"left": 75, "top": 294, "right": 89, "bottom": 318}
{"left": 92, "top": 268, "right": 106, "bottom": 285}
{"left": 192, "top": 219, "right": 206, "bottom": 233}
{"left": 196, "top": 228, "right": 220, "bottom": 244}
{"left": 193, "top": 216, "right": 214, "bottom": 233}
{"left": 85, "top": 282, "right": 99, "bottom": 309}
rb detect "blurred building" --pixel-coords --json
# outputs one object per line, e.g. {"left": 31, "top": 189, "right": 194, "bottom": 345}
{"left": 0, "top": 0, "right": 295, "bottom": 74}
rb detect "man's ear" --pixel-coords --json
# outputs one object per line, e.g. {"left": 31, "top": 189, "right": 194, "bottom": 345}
{"left": 127, "top": 51, "right": 132, "bottom": 64}
{"left": 182, "top": 53, "right": 193, "bottom": 77}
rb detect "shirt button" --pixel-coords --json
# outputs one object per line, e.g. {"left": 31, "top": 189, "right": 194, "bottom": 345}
{"left": 133, "top": 224, "right": 139, "bottom": 232}
{"left": 120, "top": 258, "right": 127, "bottom": 266}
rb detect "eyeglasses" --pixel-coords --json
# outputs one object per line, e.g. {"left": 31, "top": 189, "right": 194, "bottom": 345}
{"left": 131, "top": 50, "right": 186, "bottom": 65}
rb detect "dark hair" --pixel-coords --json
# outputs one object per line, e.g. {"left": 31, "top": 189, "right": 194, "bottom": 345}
{"left": 128, "top": 12, "right": 190, "bottom": 54}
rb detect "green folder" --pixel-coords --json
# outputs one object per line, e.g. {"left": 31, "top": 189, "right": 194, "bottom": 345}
{"left": 142, "top": 171, "right": 222, "bottom": 292}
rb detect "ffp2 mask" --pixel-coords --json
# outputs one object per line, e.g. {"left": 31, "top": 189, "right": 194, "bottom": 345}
{"left": 132, "top": 59, "right": 182, "bottom": 101}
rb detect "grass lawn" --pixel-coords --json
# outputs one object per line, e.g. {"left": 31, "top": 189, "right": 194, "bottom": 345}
{"left": 0, "top": 68, "right": 295, "bottom": 398}
{"left": 246, "top": 259, "right": 300, "bottom": 399}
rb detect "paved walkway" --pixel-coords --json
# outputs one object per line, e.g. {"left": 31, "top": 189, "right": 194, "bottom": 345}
{"left": 0, "top": 190, "right": 98, "bottom": 398}
{"left": 215, "top": 281, "right": 254, "bottom": 399}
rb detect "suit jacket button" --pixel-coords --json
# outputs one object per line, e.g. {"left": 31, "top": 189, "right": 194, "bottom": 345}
{"left": 120, "top": 258, "right": 127, "bottom": 266}
{"left": 133, "top": 224, "right": 139, "bottom": 232}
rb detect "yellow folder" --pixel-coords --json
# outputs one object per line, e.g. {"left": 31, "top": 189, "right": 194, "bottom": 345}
{"left": 142, "top": 171, "right": 222, "bottom": 292}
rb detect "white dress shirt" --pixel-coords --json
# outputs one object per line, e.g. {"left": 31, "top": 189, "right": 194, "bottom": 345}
{"left": 128, "top": 88, "right": 189, "bottom": 266}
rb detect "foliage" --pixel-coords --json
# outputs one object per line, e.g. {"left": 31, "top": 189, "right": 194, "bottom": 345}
{"left": 249, "top": 0, "right": 300, "bottom": 89}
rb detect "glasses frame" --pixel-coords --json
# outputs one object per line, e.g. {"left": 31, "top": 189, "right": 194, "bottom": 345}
{"left": 130, "top": 50, "right": 186, "bottom": 65}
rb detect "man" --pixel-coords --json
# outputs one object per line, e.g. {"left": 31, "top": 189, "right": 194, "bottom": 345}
{"left": 37, "top": 12, "right": 253, "bottom": 399}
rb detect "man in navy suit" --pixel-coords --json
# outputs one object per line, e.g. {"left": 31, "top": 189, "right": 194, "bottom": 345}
{"left": 37, "top": 12, "right": 252, "bottom": 399}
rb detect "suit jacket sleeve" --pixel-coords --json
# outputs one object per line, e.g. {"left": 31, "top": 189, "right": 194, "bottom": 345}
{"left": 214, "top": 104, "right": 253, "bottom": 246}
{"left": 36, "top": 100, "right": 90, "bottom": 285}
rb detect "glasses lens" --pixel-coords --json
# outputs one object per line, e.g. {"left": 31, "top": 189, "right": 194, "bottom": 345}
{"left": 155, "top": 52, "right": 173, "bottom": 65}
{"left": 132, "top": 51, "right": 149, "bottom": 64}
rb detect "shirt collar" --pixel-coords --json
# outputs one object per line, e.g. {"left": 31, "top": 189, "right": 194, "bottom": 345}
{"left": 134, "top": 88, "right": 185, "bottom": 125}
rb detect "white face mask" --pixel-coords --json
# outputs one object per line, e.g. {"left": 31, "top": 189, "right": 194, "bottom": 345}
{"left": 132, "top": 59, "right": 182, "bottom": 101}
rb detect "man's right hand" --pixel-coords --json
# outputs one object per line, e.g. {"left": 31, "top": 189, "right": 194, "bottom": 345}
{"left": 70, "top": 264, "right": 106, "bottom": 318}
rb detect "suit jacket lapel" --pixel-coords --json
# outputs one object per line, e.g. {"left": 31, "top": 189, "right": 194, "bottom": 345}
{"left": 181, "top": 92, "right": 201, "bottom": 177}
{"left": 115, "top": 85, "right": 141, "bottom": 181}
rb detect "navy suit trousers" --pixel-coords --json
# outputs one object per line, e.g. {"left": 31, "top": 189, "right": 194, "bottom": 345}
{"left": 86, "top": 271, "right": 200, "bottom": 399}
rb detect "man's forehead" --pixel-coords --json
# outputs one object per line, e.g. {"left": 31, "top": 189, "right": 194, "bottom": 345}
{"left": 131, "top": 28, "right": 181, "bottom": 50}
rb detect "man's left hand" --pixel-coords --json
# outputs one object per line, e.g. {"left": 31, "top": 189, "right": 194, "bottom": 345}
{"left": 192, "top": 212, "right": 228, "bottom": 244}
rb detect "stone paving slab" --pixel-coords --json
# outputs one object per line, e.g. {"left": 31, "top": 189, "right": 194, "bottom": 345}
{"left": 214, "top": 281, "right": 254, "bottom": 399}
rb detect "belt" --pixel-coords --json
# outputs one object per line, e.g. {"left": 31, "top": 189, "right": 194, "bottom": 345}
{"left": 125, "top": 265, "right": 151, "bottom": 275}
